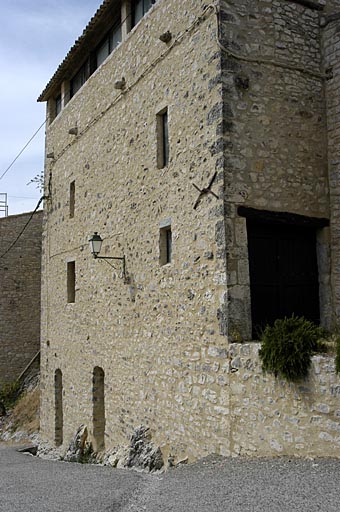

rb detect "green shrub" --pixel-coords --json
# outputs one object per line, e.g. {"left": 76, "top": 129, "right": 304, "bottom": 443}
{"left": 0, "top": 381, "right": 21, "bottom": 409}
{"left": 258, "top": 315, "right": 325, "bottom": 382}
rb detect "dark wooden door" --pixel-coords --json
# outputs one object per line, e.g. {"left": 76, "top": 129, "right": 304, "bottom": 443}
{"left": 247, "top": 221, "right": 320, "bottom": 337}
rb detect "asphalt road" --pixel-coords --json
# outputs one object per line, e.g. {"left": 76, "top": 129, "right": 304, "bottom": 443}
{"left": 1, "top": 445, "right": 340, "bottom": 511}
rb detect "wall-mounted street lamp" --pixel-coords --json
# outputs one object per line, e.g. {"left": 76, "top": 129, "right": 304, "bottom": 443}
{"left": 89, "top": 232, "right": 126, "bottom": 278}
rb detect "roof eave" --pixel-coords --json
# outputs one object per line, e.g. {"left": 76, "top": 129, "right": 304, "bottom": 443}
{"left": 37, "top": 0, "right": 117, "bottom": 102}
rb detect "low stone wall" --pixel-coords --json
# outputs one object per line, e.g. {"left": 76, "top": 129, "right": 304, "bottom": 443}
{"left": 229, "top": 343, "right": 340, "bottom": 457}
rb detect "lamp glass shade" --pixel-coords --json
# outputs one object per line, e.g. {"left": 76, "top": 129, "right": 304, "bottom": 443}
{"left": 89, "top": 232, "right": 103, "bottom": 256}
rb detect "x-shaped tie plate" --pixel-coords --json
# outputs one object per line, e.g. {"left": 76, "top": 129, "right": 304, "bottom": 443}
{"left": 193, "top": 171, "right": 219, "bottom": 209}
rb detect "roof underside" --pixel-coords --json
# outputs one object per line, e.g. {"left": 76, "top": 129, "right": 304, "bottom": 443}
{"left": 38, "top": 0, "right": 120, "bottom": 102}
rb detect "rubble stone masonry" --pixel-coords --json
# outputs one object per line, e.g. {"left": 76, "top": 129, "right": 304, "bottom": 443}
{"left": 0, "top": 211, "right": 43, "bottom": 383}
{"left": 39, "top": 0, "right": 340, "bottom": 461}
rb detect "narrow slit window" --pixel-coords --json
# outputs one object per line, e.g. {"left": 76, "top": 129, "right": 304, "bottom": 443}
{"left": 69, "top": 181, "right": 75, "bottom": 218}
{"left": 67, "top": 261, "right": 76, "bottom": 303}
{"left": 160, "top": 225, "right": 172, "bottom": 265}
{"left": 157, "top": 108, "right": 169, "bottom": 169}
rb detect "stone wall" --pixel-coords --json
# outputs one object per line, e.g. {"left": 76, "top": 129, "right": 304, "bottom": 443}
{"left": 40, "top": 0, "right": 230, "bottom": 461}
{"left": 229, "top": 343, "right": 340, "bottom": 457}
{"left": 323, "top": 3, "right": 340, "bottom": 324}
{"left": 39, "top": 0, "right": 340, "bottom": 462}
{"left": 219, "top": 0, "right": 330, "bottom": 339}
{"left": 0, "top": 211, "right": 43, "bottom": 383}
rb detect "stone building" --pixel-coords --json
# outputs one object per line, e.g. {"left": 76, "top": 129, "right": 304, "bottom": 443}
{"left": 0, "top": 211, "right": 43, "bottom": 383}
{"left": 38, "top": 0, "right": 340, "bottom": 461}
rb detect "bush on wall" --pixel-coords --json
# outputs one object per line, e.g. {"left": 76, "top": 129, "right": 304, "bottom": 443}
{"left": 258, "top": 315, "right": 326, "bottom": 382}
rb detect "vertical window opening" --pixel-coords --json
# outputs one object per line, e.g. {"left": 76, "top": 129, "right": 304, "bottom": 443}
{"left": 96, "top": 38, "right": 110, "bottom": 68}
{"left": 112, "top": 22, "right": 122, "bottom": 48}
{"left": 92, "top": 366, "right": 105, "bottom": 452}
{"left": 132, "top": 0, "right": 155, "bottom": 27}
{"left": 70, "top": 59, "right": 91, "bottom": 98}
{"left": 55, "top": 369, "right": 63, "bottom": 447}
{"left": 55, "top": 94, "right": 62, "bottom": 117}
{"left": 69, "top": 181, "right": 75, "bottom": 218}
{"left": 96, "top": 19, "right": 122, "bottom": 69}
{"left": 160, "top": 224, "right": 172, "bottom": 265}
{"left": 157, "top": 108, "right": 169, "bottom": 169}
{"left": 67, "top": 261, "right": 76, "bottom": 303}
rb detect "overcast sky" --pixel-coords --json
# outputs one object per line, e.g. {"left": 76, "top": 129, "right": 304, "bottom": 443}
{"left": 0, "top": 0, "right": 102, "bottom": 216}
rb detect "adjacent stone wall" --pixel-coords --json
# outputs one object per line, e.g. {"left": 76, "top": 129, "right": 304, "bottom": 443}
{"left": 0, "top": 211, "right": 43, "bottom": 383}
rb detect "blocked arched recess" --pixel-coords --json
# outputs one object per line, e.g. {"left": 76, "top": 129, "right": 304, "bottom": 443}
{"left": 54, "top": 369, "right": 63, "bottom": 447}
{"left": 92, "top": 366, "right": 105, "bottom": 452}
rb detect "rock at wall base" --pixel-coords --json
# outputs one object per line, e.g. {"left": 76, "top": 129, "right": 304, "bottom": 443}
{"left": 64, "top": 424, "right": 89, "bottom": 463}
{"left": 126, "top": 425, "right": 164, "bottom": 472}
{"left": 102, "top": 426, "right": 164, "bottom": 472}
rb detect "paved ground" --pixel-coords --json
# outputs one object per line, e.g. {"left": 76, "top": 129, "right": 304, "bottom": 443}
{"left": 1, "top": 445, "right": 340, "bottom": 511}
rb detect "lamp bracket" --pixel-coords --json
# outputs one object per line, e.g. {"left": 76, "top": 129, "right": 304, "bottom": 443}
{"left": 93, "top": 255, "right": 126, "bottom": 278}
{"left": 93, "top": 256, "right": 124, "bottom": 261}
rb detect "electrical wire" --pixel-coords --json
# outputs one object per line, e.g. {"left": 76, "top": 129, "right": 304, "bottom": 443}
{"left": 0, "top": 195, "right": 45, "bottom": 259}
{"left": 0, "top": 120, "right": 46, "bottom": 182}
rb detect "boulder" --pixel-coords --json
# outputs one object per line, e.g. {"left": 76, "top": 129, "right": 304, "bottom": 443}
{"left": 126, "top": 426, "right": 164, "bottom": 472}
{"left": 64, "top": 425, "right": 89, "bottom": 463}
{"left": 104, "top": 446, "right": 129, "bottom": 468}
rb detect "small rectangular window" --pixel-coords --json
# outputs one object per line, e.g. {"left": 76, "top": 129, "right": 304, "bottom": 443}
{"left": 70, "top": 59, "right": 91, "bottom": 98}
{"left": 95, "top": 19, "right": 122, "bottom": 69}
{"left": 111, "top": 22, "right": 122, "bottom": 49}
{"left": 67, "top": 261, "right": 76, "bottom": 303}
{"left": 132, "top": 0, "right": 155, "bottom": 27}
{"left": 55, "top": 94, "right": 62, "bottom": 116}
{"left": 96, "top": 38, "right": 110, "bottom": 68}
{"left": 69, "top": 181, "right": 75, "bottom": 218}
{"left": 160, "top": 225, "right": 172, "bottom": 266}
{"left": 157, "top": 108, "right": 169, "bottom": 169}
{"left": 132, "top": 0, "right": 144, "bottom": 26}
